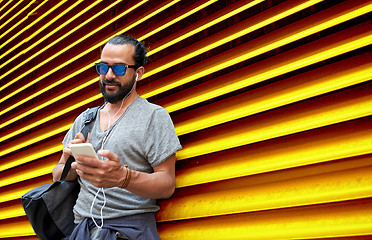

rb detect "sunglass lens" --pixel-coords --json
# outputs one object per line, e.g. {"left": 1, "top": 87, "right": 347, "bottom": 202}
{"left": 112, "top": 65, "right": 126, "bottom": 76}
{"left": 96, "top": 63, "right": 108, "bottom": 75}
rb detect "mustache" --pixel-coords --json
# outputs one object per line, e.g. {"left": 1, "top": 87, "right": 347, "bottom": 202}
{"left": 102, "top": 79, "right": 121, "bottom": 86}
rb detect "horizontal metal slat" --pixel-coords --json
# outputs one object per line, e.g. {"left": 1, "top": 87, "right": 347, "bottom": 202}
{"left": 0, "top": 0, "right": 81, "bottom": 61}
{"left": 138, "top": 0, "right": 219, "bottom": 42}
{"left": 0, "top": 126, "right": 68, "bottom": 159}
{"left": 0, "top": 0, "right": 50, "bottom": 52}
{"left": 142, "top": 0, "right": 323, "bottom": 79}
{"left": 0, "top": 143, "right": 62, "bottom": 172}
{"left": 0, "top": 162, "right": 56, "bottom": 188}
{"left": 159, "top": 165, "right": 372, "bottom": 221}
{"left": 0, "top": 1, "right": 36, "bottom": 39}
{"left": 177, "top": 83, "right": 372, "bottom": 160}
{"left": 139, "top": 0, "right": 372, "bottom": 98}
{"left": 0, "top": 201, "right": 25, "bottom": 220}
{"left": 0, "top": 0, "right": 105, "bottom": 81}
{"left": 169, "top": 52, "right": 372, "bottom": 135}
{"left": 146, "top": 0, "right": 265, "bottom": 56}
{"left": 176, "top": 116, "right": 372, "bottom": 187}
{"left": 173, "top": 154, "right": 372, "bottom": 196}
{"left": 0, "top": 216, "right": 35, "bottom": 239}
{"left": 0, "top": 1, "right": 16, "bottom": 21}
{"left": 0, "top": 0, "right": 213, "bottom": 123}
{"left": 157, "top": 198, "right": 372, "bottom": 239}
{"left": 9, "top": 81, "right": 369, "bottom": 174}
{"left": 0, "top": 94, "right": 99, "bottom": 143}
{"left": 2, "top": 20, "right": 370, "bottom": 152}
{"left": 4, "top": 156, "right": 372, "bottom": 221}
{"left": 0, "top": 0, "right": 150, "bottom": 101}
{"left": 2, "top": 0, "right": 368, "bottom": 129}
{"left": 0, "top": 0, "right": 219, "bottom": 121}
{"left": 0, "top": 73, "right": 97, "bottom": 131}
{"left": 0, "top": 175, "right": 51, "bottom": 203}
{"left": 3, "top": 38, "right": 369, "bottom": 164}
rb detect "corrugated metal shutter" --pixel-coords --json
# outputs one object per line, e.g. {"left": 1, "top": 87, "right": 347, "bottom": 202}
{"left": 0, "top": 0, "right": 371, "bottom": 239}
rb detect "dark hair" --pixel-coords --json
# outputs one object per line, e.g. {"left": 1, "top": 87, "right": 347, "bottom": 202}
{"left": 106, "top": 35, "right": 148, "bottom": 67}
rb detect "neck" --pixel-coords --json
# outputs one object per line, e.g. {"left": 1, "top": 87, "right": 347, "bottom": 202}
{"left": 105, "top": 89, "right": 137, "bottom": 114}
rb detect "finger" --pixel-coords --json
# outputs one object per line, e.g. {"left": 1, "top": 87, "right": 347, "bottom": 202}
{"left": 63, "top": 147, "right": 72, "bottom": 156}
{"left": 67, "top": 139, "right": 84, "bottom": 147}
{"left": 97, "top": 150, "right": 120, "bottom": 163}
{"left": 73, "top": 161, "right": 105, "bottom": 187}
{"left": 75, "top": 132, "right": 85, "bottom": 142}
{"left": 74, "top": 155, "right": 102, "bottom": 168}
{"left": 75, "top": 168, "right": 95, "bottom": 183}
{"left": 72, "top": 161, "right": 99, "bottom": 178}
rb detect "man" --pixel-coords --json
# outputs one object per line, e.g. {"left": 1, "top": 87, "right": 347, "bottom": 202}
{"left": 52, "top": 35, "right": 182, "bottom": 240}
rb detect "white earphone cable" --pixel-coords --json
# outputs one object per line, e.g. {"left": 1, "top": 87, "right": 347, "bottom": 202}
{"left": 90, "top": 74, "right": 137, "bottom": 229}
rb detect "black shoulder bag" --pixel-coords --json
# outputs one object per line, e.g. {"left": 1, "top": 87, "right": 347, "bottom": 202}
{"left": 21, "top": 107, "right": 99, "bottom": 240}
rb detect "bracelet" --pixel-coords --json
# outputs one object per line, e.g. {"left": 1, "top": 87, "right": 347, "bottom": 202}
{"left": 120, "top": 165, "right": 131, "bottom": 189}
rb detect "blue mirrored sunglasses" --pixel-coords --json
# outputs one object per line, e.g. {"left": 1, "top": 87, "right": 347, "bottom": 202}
{"left": 95, "top": 63, "right": 138, "bottom": 76}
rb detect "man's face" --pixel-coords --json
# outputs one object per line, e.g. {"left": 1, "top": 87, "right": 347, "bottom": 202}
{"left": 99, "top": 44, "right": 137, "bottom": 104}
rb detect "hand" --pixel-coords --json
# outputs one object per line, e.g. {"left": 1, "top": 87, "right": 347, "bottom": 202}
{"left": 53, "top": 133, "right": 86, "bottom": 182}
{"left": 71, "top": 149, "right": 126, "bottom": 188}
{"left": 62, "top": 133, "right": 86, "bottom": 162}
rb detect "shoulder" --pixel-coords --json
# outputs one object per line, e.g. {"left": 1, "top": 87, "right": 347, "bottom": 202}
{"left": 134, "top": 96, "right": 169, "bottom": 116}
{"left": 136, "top": 96, "right": 163, "bottom": 110}
{"left": 72, "top": 105, "right": 103, "bottom": 127}
{"left": 132, "top": 97, "right": 174, "bottom": 126}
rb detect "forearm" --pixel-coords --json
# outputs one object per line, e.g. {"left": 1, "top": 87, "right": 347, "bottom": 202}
{"left": 123, "top": 169, "right": 175, "bottom": 199}
{"left": 52, "top": 163, "right": 78, "bottom": 182}
{"left": 52, "top": 150, "right": 78, "bottom": 182}
{"left": 72, "top": 151, "right": 177, "bottom": 199}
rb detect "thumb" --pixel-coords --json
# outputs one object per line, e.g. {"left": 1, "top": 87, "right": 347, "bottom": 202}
{"left": 74, "top": 132, "right": 86, "bottom": 142}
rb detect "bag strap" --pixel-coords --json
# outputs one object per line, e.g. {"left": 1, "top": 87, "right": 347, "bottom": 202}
{"left": 60, "top": 106, "right": 100, "bottom": 181}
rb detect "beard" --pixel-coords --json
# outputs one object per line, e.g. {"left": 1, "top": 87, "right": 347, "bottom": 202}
{"left": 99, "top": 75, "right": 136, "bottom": 104}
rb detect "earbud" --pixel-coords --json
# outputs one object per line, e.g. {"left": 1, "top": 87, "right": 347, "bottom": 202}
{"left": 136, "top": 73, "right": 139, "bottom": 81}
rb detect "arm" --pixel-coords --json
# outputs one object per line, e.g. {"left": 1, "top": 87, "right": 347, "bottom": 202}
{"left": 71, "top": 151, "right": 176, "bottom": 199}
{"left": 52, "top": 154, "right": 78, "bottom": 182}
{"left": 126, "top": 154, "right": 176, "bottom": 199}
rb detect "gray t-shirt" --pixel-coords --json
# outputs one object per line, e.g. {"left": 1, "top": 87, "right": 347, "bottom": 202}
{"left": 62, "top": 96, "right": 182, "bottom": 223}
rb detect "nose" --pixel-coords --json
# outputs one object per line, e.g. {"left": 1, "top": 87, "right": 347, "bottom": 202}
{"left": 105, "top": 66, "right": 116, "bottom": 78}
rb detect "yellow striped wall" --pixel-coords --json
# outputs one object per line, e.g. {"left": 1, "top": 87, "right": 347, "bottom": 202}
{"left": 0, "top": 0, "right": 371, "bottom": 239}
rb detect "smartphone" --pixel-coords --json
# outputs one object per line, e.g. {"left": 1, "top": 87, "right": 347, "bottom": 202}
{"left": 70, "top": 143, "right": 99, "bottom": 160}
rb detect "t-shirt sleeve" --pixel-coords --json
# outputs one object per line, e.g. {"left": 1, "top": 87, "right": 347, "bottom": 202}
{"left": 144, "top": 108, "right": 182, "bottom": 167}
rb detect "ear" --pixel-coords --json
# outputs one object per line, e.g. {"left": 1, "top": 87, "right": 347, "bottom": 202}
{"left": 136, "top": 66, "right": 145, "bottom": 81}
